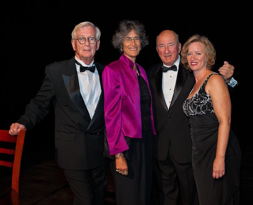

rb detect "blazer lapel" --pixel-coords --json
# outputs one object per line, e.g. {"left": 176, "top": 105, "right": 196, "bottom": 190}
{"left": 154, "top": 64, "right": 169, "bottom": 111}
{"left": 169, "top": 64, "right": 186, "bottom": 108}
{"left": 154, "top": 63, "right": 189, "bottom": 110}
{"left": 62, "top": 58, "right": 91, "bottom": 123}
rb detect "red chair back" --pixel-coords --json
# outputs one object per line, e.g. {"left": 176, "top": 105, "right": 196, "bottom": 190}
{"left": 0, "top": 129, "right": 26, "bottom": 205}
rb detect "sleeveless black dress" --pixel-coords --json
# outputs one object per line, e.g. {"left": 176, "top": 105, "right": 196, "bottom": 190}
{"left": 182, "top": 73, "right": 241, "bottom": 205}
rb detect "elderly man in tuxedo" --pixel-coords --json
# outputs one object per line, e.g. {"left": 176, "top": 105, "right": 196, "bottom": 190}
{"left": 9, "top": 21, "right": 107, "bottom": 205}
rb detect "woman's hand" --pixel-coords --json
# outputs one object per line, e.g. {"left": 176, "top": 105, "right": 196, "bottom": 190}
{"left": 213, "top": 157, "right": 225, "bottom": 179}
{"left": 115, "top": 153, "right": 128, "bottom": 176}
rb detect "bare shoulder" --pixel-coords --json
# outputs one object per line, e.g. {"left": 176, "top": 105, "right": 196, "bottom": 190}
{"left": 206, "top": 73, "right": 227, "bottom": 93}
{"left": 208, "top": 73, "right": 226, "bottom": 85}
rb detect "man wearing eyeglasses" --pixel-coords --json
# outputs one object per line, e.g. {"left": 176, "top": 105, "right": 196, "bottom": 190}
{"left": 9, "top": 21, "right": 107, "bottom": 205}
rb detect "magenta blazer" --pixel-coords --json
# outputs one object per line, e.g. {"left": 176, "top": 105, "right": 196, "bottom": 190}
{"left": 102, "top": 54, "right": 156, "bottom": 155}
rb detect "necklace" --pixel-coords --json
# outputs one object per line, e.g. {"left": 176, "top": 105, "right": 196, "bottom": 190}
{"left": 133, "top": 64, "right": 139, "bottom": 76}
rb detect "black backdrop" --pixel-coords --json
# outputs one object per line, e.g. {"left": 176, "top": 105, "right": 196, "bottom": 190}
{"left": 1, "top": 1, "right": 250, "bottom": 165}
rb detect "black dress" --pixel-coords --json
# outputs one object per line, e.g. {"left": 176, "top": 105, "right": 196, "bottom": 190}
{"left": 110, "top": 74, "right": 153, "bottom": 205}
{"left": 182, "top": 73, "right": 241, "bottom": 205}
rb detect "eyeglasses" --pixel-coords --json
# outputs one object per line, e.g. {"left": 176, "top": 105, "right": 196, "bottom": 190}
{"left": 75, "top": 37, "right": 97, "bottom": 44}
{"left": 123, "top": 36, "right": 140, "bottom": 43}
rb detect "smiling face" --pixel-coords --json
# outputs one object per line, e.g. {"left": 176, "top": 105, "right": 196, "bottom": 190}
{"left": 71, "top": 25, "right": 100, "bottom": 65}
{"left": 122, "top": 29, "right": 141, "bottom": 62}
{"left": 187, "top": 42, "right": 207, "bottom": 72}
{"left": 156, "top": 30, "right": 181, "bottom": 67}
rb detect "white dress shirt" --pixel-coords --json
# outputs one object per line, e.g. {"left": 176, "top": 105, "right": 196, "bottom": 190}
{"left": 162, "top": 56, "right": 180, "bottom": 109}
{"left": 75, "top": 57, "right": 101, "bottom": 118}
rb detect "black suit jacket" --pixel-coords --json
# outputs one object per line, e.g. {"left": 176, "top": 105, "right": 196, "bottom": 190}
{"left": 147, "top": 62, "right": 195, "bottom": 163}
{"left": 17, "top": 57, "right": 105, "bottom": 170}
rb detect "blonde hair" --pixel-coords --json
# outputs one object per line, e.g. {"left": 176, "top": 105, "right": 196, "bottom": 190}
{"left": 181, "top": 34, "right": 216, "bottom": 71}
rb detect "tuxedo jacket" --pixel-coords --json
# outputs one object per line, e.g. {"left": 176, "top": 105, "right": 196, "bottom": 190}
{"left": 17, "top": 57, "right": 105, "bottom": 170}
{"left": 147, "top": 62, "right": 195, "bottom": 163}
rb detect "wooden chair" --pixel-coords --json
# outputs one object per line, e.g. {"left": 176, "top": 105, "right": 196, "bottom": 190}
{"left": 0, "top": 129, "right": 26, "bottom": 205}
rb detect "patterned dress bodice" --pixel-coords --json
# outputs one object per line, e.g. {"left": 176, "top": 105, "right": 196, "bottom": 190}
{"left": 183, "top": 73, "right": 218, "bottom": 117}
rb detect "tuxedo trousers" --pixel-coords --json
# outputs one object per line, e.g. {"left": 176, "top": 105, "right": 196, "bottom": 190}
{"left": 64, "top": 163, "right": 108, "bottom": 205}
{"left": 154, "top": 146, "right": 199, "bottom": 205}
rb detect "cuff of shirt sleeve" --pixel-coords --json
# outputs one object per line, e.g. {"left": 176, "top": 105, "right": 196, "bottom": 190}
{"left": 227, "top": 77, "right": 238, "bottom": 87}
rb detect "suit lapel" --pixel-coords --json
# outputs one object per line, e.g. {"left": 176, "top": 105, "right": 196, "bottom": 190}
{"left": 154, "top": 65, "right": 168, "bottom": 111}
{"left": 62, "top": 58, "right": 91, "bottom": 123}
{"left": 169, "top": 64, "right": 187, "bottom": 108}
{"left": 154, "top": 63, "right": 189, "bottom": 110}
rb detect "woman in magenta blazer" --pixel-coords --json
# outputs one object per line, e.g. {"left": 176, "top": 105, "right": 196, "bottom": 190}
{"left": 102, "top": 20, "right": 156, "bottom": 205}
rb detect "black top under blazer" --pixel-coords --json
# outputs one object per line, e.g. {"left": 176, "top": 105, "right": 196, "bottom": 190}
{"left": 17, "top": 57, "right": 106, "bottom": 170}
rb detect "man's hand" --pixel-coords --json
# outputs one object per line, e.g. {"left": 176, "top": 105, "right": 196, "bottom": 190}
{"left": 9, "top": 123, "right": 26, "bottom": 135}
{"left": 218, "top": 61, "right": 234, "bottom": 81}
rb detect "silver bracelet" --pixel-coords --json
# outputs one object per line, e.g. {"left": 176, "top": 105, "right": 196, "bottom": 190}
{"left": 115, "top": 152, "right": 124, "bottom": 159}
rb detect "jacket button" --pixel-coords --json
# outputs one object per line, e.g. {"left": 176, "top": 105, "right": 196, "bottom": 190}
{"left": 168, "top": 115, "right": 171, "bottom": 118}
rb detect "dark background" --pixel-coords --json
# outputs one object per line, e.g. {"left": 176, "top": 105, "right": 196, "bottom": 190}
{"left": 1, "top": 2, "right": 250, "bottom": 165}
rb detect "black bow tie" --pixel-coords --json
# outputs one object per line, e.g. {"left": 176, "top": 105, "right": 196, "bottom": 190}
{"left": 162, "top": 65, "right": 177, "bottom": 72}
{"left": 80, "top": 66, "right": 95, "bottom": 73}
{"left": 75, "top": 60, "right": 95, "bottom": 73}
